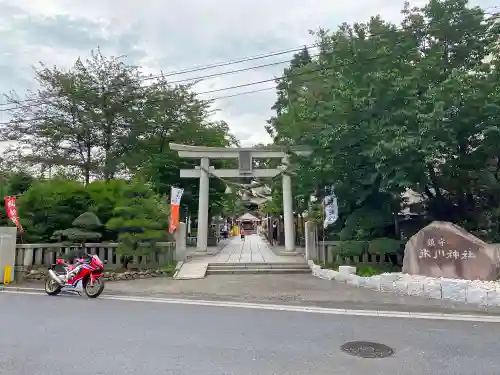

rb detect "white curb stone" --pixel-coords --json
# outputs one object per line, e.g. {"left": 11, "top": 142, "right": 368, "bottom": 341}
{"left": 338, "top": 265, "right": 356, "bottom": 275}
{"left": 346, "top": 274, "right": 361, "bottom": 287}
{"left": 358, "top": 276, "right": 370, "bottom": 288}
{"left": 326, "top": 270, "right": 338, "bottom": 280}
{"left": 486, "top": 290, "right": 500, "bottom": 306}
{"left": 366, "top": 275, "right": 381, "bottom": 291}
{"left": 379, "top": 273, "right": 399, "bottom": 292}
{"left": 335, "top": 272, "right": 349, "bottom": 283}
{"left": 318, "top": 269, "right": 329, "bottom": 279}
{"left": 407, "top": 280, "right": 424, "bottom": 296}
{"left": 309, "top": 261, "right": 500, "bottom": 308}
{"left": 380, "top": 278, "right": 395, "bottom": 292}
{"left": 394, "top": 280, "right": 409, "bottom": 294}
{"left": 466, "top": 286, "right": 489, "bottom": 305}
{"left": 441, "top": 280, "right": 468, "bottom": 302}
{"left": 422, "top": 281, "right": 442, "bottom": 299}
{"left": 311, "top": 265, "right": 321, "bottom": 277}
{"left": 317, "top": 268, "right": 331, "bottom": 280}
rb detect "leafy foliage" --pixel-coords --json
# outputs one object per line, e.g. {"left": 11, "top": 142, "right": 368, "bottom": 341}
{"left": 105, "top": 180, "right": 171, "bottom": 258}
{"left": 17, "top": 179, "right": 91, "bottom": 242}
{"left": 267, "top": 0, "right": 500, "bottom": 242}
{"left": 0, "top": 46, "right": 240, "bottom": 247}
{"left": 335, "top": 241, "right": 368, "bottom": 256}
{"left": 52, "top": 212, "right": 103, "bottom": 243}
{"left": 368, "top": 237, "right": 403, "bottom": 255}
{"left": 0, "top": 49, "right": 237, "bottom": 217}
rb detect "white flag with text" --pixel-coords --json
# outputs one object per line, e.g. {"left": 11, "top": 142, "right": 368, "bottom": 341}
{"left": 323, "top": 186, "right": 338, "bottom": 229}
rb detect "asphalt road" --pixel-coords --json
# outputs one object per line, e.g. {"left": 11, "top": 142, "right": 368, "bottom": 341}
{"left": 1, "top": 292, "right": 500, "bottom": 375}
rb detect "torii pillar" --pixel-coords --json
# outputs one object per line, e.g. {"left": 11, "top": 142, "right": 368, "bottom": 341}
{"left": 169, "top": 143, "right": 311, "bottom": 252}
{"left": 281, "top": 154, "right": 294, "bottom": 252}
{"left": 198, "top": 157, "right": 210, "bottom": 251}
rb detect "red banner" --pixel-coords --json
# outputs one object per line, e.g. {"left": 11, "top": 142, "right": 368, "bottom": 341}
{"left": 4, "top": 196, "right": 23, "bottom": 233}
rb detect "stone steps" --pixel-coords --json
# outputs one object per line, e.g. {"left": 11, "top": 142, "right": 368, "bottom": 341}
{"left": 209, "top": 262, "right": 310, "bottom": 268}
{"left": 206, "top": 262, "right": 310, "bottom": 275}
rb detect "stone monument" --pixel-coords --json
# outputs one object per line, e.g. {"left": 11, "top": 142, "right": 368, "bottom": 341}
{"left": 402, "top": 221, "right": 500, "bottom": 281}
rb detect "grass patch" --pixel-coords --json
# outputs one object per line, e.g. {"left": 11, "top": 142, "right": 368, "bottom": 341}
{"left": 156, "top": 262, "right": 177, "bottom": 277}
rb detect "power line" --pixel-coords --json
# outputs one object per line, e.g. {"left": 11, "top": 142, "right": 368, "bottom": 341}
{"left": 0, "top": 45, "right": 319, "bottom": 109}
{"left": 0, "top": 54, "right": 320, "bottom": 113}
{"left": 154, "top": 44, "right": 319, "bottom": 78}
{"left": 0, "top": 11, "right": 498, "bottom": 123}
{"left": 210, "top": 87, "right": 277, "bottom": 101}
{"left": 153, "top": 11, "right": 500, "bottom": 97}
{"left": 1, "top": 7, "right": 498, "bottom": 110}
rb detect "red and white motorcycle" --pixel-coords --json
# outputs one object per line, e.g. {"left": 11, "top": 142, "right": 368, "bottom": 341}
{"left": 45, "top": 254, "right": 105, "bottom": 298}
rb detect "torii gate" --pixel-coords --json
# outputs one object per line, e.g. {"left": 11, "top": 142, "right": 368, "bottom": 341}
{"left": 169, "top": 143, "right": 311, "bottom": 252}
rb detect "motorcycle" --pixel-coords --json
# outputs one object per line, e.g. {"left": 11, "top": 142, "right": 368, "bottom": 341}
{"left": 45, "top": 253, "right": 105, "bottom": 298}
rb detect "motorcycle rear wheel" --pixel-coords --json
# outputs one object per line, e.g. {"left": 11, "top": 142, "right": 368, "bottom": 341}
{"left": 44, "top": 277, "right": 62, "bottom": 296}
{"left": 84, "top": 277, "right": 105, "bottom": 298}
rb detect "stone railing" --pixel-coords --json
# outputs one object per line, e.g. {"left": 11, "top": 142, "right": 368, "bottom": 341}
{"left": 15, "top": 242, "right": 176, "bottom": 270}
{"left": 321, "top": 241, "right": 500, "bottom": 266}
{"left": 319, "top": 241, "right": 403, "bottom": 266}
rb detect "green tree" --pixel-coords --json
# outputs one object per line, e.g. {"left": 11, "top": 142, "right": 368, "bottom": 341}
{"left": 266, "top": 46, "right": 313, "bottom": 145}
{"left": 1, "top": 49, "right": 144, "bottom": 184}
{"left": 105, "top": 180, "right": 171, "bottom": 267}
{"left": 267, "top": 0, "right": 500, "bottom": 240}
{"left": 52, "top": 211, "right": 103, "bottom": 244}
{"left": 6, "top": 172, "right": 34, "bottom": 195}
{"left": 86, "top": 179, "right": 129, "bottom": 238}
{"left": 1, "top": 48, "right": 239, "bottom": 233}
{"left": 17, "top": 179, "right": 91, "bottom": 242}
{"left": 128, "top": 79, "right": 238, "bottom": 217}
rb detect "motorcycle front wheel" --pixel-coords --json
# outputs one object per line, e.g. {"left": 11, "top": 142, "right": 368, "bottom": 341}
{"left": 84, "top": 277, "right": 105, "bottom": 298}
{"left": 44, "top": 277, "right": 62, "bottom": 296}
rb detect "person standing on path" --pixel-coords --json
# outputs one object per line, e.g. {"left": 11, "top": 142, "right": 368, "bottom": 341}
{"left": 222, "top": 223, "right": 228, "bottom": 239}
{"left": 240, "top": 225, "right": 245, "bottom": 241}
{"left": 272, "top": 222, "right": 278, "bottom": 246}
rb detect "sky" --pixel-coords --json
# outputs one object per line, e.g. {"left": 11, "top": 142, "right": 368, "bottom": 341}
{"left": 0, "top": 0, "right": 497, "bottom": 152}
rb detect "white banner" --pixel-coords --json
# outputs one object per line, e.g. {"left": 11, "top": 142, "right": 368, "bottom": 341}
{"left": 170, "top": 187, "right": 184, "bottom": 205}
{"left": 323, "top": 186, "right": 338, "bottom": 229}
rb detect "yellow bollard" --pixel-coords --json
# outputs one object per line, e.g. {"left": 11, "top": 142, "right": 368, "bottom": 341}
{"left": 3, "top": 265, "right": 12, "bottom": 285}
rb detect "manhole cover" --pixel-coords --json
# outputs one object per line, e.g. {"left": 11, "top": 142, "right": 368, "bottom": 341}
{"left": 340, "top": 341, "right": 394, "bottom": 358}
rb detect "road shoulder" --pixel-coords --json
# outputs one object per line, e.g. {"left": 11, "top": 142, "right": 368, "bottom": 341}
{"left": 7, "top": 273, "right": 500, "bottom": 316}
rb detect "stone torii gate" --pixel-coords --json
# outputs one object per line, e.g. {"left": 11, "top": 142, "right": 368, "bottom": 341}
{"left": 169, "top": 143, "right": 311, "bottom": 253}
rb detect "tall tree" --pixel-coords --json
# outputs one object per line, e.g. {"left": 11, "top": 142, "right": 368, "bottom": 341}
{"left": 266, "top": 46, "right": 312, "bottom": 145}
{"left": 268, "top": 0, "right": 500, "bottom": 240}
{"left": 128, "top": 78, "right": 238, "bottom": 216}
{"left": 1, "top": 49, "right": 144, "bottom": 184}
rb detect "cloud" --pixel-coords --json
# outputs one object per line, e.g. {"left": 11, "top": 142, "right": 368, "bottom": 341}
{"left": 0, "top": 0, "right": 497, "bottom": 155}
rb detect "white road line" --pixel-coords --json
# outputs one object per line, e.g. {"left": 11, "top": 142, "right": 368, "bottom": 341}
{"left": 2, "top": 289, "right": 500, "bottom": 323}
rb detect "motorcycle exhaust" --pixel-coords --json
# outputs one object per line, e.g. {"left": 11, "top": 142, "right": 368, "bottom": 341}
{"left": 48, "top": 270, "right": 64, "bottom": 285}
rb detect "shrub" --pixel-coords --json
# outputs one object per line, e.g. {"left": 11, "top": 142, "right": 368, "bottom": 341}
{"left": 52, "top": 212, "right": 103, "bottom": 244}
{"left": 336, "top": 240, "right": 368, "bottom": 256}
{"left": 368, "top": 237, "right": 402, "bottom": 255}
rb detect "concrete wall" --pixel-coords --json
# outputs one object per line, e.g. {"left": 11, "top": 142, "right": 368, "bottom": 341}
{"left": 0, "top": 227, "right": 17, "bottom": 283}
